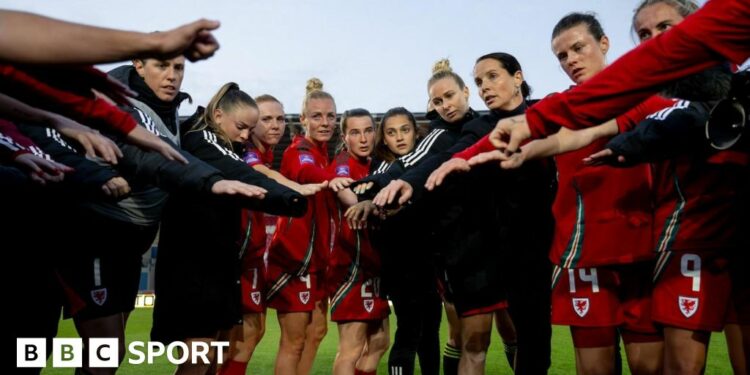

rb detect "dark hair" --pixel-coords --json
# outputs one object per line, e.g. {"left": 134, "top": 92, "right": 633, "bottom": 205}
{"left": 375, "top": 107, "right": 419, "bottom": 163}
{"left": 337, "top": 108, "right": 375, "bottom": 153}
{"left": 428, "top": 58, "right": 466, "bottom": 91}
{"left": 661, "top": 64, "right": 733, "bottom": 101}
{"left": 552, "top": 12, "right": 606, "bottom": 42}
{"left": 340, "top": 108, "right": 374, "bottom": 134}
{"left": 475, "top": 52, "right": 532, "bottom": 99}
{"left": 192, "top": 82, "right": 257, "bottom": 146}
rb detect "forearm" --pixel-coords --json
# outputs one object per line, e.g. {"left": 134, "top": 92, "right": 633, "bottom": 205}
{"left": 0, "top": 11, "right": 158, "bottom": 65}
{"left": 253, "top": 164, "right": 306, "bottom": 191}
{"left": 552, "top": 121, "right": 617, "bottom": 154}
{"left": 337, "top": 189, "right": 359, "bottom": 208}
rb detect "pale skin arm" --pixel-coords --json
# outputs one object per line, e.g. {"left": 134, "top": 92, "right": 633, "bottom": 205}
{"left": 210, "top": 180, "right": 267, "bottom": 199}
{"left": 475, "top": 119, "right": 618, "bottom": 168}
{"left": 250, "top": 163, "right": 327, "bottom": 196}
{"left": 0, "top": 10, "right": 220, "bottom": 64}
{"left": 336, "top": 188, "right": 359, "bottom": 208}
{"left": 427, "top": 120, "right": 618, "bottom": 189}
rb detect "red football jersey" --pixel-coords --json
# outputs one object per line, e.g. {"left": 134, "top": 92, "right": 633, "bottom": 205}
{"left": 550, "top": 97, "right": 673, "bottom": 268}
{"left": 267, "top": 136, "right": 335, "bottom": 274}
{"left": 239, "top": 143, "right": 275, "bottom": 263}
{"left": 328, "top": 151, "right": 381, "bottom": 279}
{"left": 652, "top": 150, "right": 749, "bottom": 252}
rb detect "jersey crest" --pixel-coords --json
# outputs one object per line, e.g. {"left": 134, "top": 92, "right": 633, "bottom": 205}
{"left": 91, "top": 288, "right": 108, "bottom": 306}
{"left": 679, "top": 296, "right": 699, "bottom": 318}
{"left": 572, "top": 297, "right": 590, "bottom": 317}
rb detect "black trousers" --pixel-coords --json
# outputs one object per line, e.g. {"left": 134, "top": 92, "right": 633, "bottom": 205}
{"left": 504, "top": 242, "right": 553, "bottom": 375}
{"left": 388, "top": 289, "right": 442, "bottom": 375}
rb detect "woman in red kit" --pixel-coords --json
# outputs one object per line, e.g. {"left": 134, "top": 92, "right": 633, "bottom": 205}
{"left": 328, "top": 108, "right": 390, "bottom": 375}
{"left": 222, "top": 95, "right": 325, "bottom": 375}
{"left": 267, "top": 78, "right": 352, "bottom": 375}
{"left": 585, "top": 2, "right": 747, "bottom": 374}
{"left": 489, "top": 0, "right": 750, "bottom": 152}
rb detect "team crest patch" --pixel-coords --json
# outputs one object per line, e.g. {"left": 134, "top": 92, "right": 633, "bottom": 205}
{"left": 251, "top": 291, "right": 262, "bottom": 305}
{"left": 299, "top": 153, "right": 315, "bottom": 165}
{"left": 363, "top": 299, "right": 374, "bottom": 313}
{"left": 572, "top": 298, "right": 589, "bottom": 317}
{"left": 244, "top": 151, "right": 260, "bottom": 164}
{"left": 91, "top": 288, "right": 108, "bottom": 306}
{"left": 335, "top": 165, "right": 350, "bottom": 177}
{"left": 299, "top": 291, "right": 311, "bottom": 304}
{"left": 679, "top": 296, "right": 699, "bottom": 318}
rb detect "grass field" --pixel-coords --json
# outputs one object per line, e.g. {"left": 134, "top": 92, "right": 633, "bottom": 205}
{"left": 42, "top": 308, "right": 732, "bottom": 374}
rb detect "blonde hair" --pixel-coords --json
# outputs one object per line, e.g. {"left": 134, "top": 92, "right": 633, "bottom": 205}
{"left": 255, "top": 94, "right": 283, "bottom": 107}
{"left": 428, "top": 58, "right": 466, "bottom": 91}
{"left": 300, "top": 77, "right": 335, "bottom": 115}
{"left": 432, "top": 58, "right": 452, "bottom": 75}
{"left": 191, "top": 82, "right": 257, "bottom": 146}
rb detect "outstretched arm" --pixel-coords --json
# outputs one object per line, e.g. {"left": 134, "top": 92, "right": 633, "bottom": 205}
{"left": 0, "top": 10, "right": 220, "bottom": 64}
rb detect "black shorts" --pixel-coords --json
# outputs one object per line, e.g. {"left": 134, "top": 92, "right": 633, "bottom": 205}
{"left": 445, "top": 250, "right": 508, "bottom": 317}
{"left": 58, "top": 210, "right": 157, "bottom": 320}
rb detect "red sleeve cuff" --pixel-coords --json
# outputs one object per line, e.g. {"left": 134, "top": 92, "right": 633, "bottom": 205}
{"left": 453, "top": 135, "right": 495, "bottom": 160}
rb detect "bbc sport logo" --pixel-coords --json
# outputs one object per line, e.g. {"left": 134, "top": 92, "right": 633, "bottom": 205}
{"left": 17, "top": 338, "right": 229, "bottom": 368}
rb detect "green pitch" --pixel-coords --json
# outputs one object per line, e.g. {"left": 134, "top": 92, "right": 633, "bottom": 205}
{"left": 43, "top": 308, "right": 733, "bottom": 374}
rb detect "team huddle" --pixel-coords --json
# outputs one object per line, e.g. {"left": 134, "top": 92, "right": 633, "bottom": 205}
{"left": 5, "top": 0, "right": 750, "bottom": 375}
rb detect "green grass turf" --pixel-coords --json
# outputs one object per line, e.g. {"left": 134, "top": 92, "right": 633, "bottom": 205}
{"left": 43, "top": 308, "right": 733, "bottom": 374}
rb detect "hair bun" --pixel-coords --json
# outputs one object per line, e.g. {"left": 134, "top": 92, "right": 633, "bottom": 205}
{"left": 306, "top": 78, "right": 324, "bottom": 94}
{"left": 432, "top": 58, "right": 453, "bottom": 74}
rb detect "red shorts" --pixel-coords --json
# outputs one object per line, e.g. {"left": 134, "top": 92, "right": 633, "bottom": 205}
{"left": 330, "top": 276, "right": 390, "bottom": 322}
{"left": 266, "top": 264, "right": 318, "bottom": 313}
{"left": 314, "top": 270, "right": 328, "bottom": 303}
{"left": 551, "top": 261, "right": 658, "bottom": 340}
{"left": 652, "top": 251, "right": 731, "bottom": 331}
{"left": 240, "top": 257, "right": 266, "bottom": 314}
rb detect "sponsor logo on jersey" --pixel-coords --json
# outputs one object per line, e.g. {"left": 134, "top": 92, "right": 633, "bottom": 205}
{"left": 679, "top": 296, "right": 699, "bottom": 318}
{"left": 244, "top": 151, "right": 260, "bottom": 164}
{"left": 299, "top": 291, "right": 310, "bottom": 304}
{"left": 91, "top": 288, "right": 108, "bottom": 306}
{"left": 572, "top": 298, "right": 589, "bottom": 317}
{"left": 335, "top": 165, "right": 350, "bottom": 177}
{"left": 299, "top": 153, "right": 315, "bottom": 165}
{"left": 363, "top": 299, "right": 374, "bottom": 313}
{"left": 251, "top": 291, "right": 261, "bottom": 305}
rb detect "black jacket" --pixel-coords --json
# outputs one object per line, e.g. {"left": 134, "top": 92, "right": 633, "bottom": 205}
{"left": 152, "top": 125, "right": 305, "bottom": 342}
{"left": 354, "top": 109, "right": 479, "bottom": 199}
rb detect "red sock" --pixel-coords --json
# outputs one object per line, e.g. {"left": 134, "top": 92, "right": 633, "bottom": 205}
{"left": 354, "top": 369, "right": 376, "bottom": 375}
{"left": 218, "top": 359, "right": 248, "bottom": 375}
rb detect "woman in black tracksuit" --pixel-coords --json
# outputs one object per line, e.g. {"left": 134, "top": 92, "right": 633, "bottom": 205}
{"left": 14, "top": 90, "right": 281, "bottom": 374}
{"left": 151, "top": 82, "right": 306, "bottom": 374}
{"left": 352, "top": 60, "right": 480, "bottom": 375}
{"left": 383, "top": 53, "right": 556, "bottom": 374}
